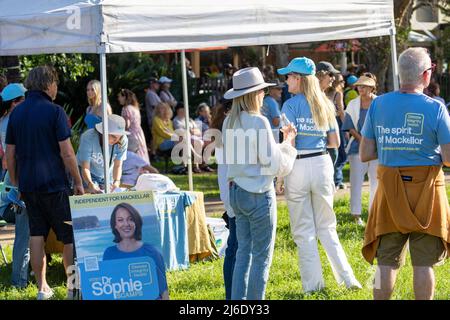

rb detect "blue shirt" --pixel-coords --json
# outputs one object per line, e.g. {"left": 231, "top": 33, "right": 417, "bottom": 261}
{"left": 261, "top": 96, "right": 281, "bottom": 130}
{"left": 103, "top": 243, "right": 168, "bottom": 299}
{"left": 0, "top": 114, "right": 10, "bottom": 151}
{"left": 195, "top": 115, "right": 209, "bottom": 133}
{"left": 342, "top": 108, "right": 369, "bottom": 155}
{"left": 6, "top": 91, "right": 71, "bottom": 193}
{"left": 76, "top": 129, "right": 128, "bottom": 181}
{"left": 153, "top": 191, "right": 195, "bottom": 270}
{"left": 281, "top": 94, "right": 335, "bottom": 151}
{"left": 361, "top": 91, "right": 450, "bottom": 167}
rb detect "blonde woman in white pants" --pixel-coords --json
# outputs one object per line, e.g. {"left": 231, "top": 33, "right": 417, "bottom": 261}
{"left": 277, "top": 57, "right": 362, "bottom": 293}
{"left": 342, "top": 74, "right": 378, "bottom": 226}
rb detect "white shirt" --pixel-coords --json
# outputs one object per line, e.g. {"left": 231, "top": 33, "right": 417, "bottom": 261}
{"left": 222, "top": 111, "right": 296, "bottom": 193}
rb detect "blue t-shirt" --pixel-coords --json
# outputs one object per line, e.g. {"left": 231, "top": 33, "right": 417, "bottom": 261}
{"left": 76, "top": 129, "right": 128, "bottom": 181}
{"left": 6, "top": 91, "right": 71, "bottom": 193}
{"left": 281, "top": 94, "right": 335, "bottom": 151}
{"left": 103, "top": 243, "right": 168, "bottom": 299}
{"left": 361, "top": 91, "right": 450, "bottom": 167}
{"left": 0, "top": 114, "right": 10, "bottom": 151}
{"left": 261, "top": 96, "right": 281, "bottom": 130}
{"left": 153, "top": 191, "right": 195, "bottom": 270}
{"left": 342, "top": 108, "right": 369, "bottom": 155}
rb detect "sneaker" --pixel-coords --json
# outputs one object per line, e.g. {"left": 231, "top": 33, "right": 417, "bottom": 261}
{"left": 200, "top": 165, "right": 215, "bottom": 173}
{"left": 37, "top": 289, "right": 54, "bottom": 300}
{"left": 345, "top": 278, "right": 362, "bottom": 290}
{"left": 337, "top": 183, "right": 347, "bottom": 190}
{"left": 354, "top": 216, "right": 365, "bottom": 226}
{"left": 192, "top": 167, "right": 202, "bottom": 174}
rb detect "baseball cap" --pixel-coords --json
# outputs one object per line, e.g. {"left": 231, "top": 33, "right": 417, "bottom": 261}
{"left": 149, "top": 77, "right": 159, "bottom": 84}
{"left": 277, "top": 57, "right": 316, "bottom": 76}
{"left": 159, "top": 76, "right": 173, "bottom": 84}
{"left": 0, "top": 83, "right": 27, "bottom": 102}
{"left": 316, "top": 61, "right": 340, "bottom": 74}
{"left": 347, "top": 75, "right": 358, "bottom": 85}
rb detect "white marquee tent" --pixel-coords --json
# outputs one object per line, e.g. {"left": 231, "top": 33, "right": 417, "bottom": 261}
{"left": 0, "top": 0, "right": 398, "bottom": 191}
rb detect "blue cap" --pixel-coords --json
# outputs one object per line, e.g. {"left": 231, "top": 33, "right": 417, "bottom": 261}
{"left": 347, "top": 75, "right": 358, "bottom": 85}
{"left": 159, "top": 76, "right": 173, "bottom": 84}
{"left": 0, "top": 83, "right": 26, "bottom": 102}
{"left": 277, "top": 57, "right": 316, "bottom": 76}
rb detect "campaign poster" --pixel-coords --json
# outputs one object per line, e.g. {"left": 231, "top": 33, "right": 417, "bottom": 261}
{"left": 69, "top": 191, "right": 163, "bottom": 300}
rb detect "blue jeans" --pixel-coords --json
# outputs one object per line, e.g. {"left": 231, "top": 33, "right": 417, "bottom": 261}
{"left": 229, "top": 182, "right": 277, "bottom": 300}
{"left": 159, "top": 139, "right": 176, "bottom": 151}
{"left": 223, "top": 216, "right": 237, "bottom": 300}
{"left": 11, "top": 208, "right": 30, "bottom": 288}
{"left": 2, "top": 172, "right": 30, "bottom": 288}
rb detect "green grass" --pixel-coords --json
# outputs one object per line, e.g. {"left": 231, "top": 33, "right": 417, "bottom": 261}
{"left": 167, "top": 188, "right": 450, "bottom": 300}
{"left": 0, "top": 187, "right": 448, "bottom": 300}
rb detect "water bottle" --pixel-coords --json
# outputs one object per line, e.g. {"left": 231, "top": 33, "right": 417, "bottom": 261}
{"left": 280, "top": 113, "right": 291, "bottom": 127}
{"left": 279, "top": 113, "right": 291, "bottom": 142}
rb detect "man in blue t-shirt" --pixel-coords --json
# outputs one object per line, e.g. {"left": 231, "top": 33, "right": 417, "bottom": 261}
{"left": 360, "top": 48, "right": 450, "bottom": 301}
{"left": 6, "top": 66, "right": 85, "bottom": 300}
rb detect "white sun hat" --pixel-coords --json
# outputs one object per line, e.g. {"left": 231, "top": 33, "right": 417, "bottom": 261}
{"left": 95, "top": 114, "right": 130, "bottom": 136}
{"left": 224, "top": 67, "right": 276, "bottom": 99}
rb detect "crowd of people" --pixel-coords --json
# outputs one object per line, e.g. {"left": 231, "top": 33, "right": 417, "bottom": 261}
{"left": 215, "top": 48, "right": 449, "bottom": 301}
{"left": 0, "top": 45, "right": 448, "bottom": 301}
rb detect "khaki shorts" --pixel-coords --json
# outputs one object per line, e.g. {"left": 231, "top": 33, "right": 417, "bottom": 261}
{"left": 376, "top": 232, "right": 446, "bottom": 267}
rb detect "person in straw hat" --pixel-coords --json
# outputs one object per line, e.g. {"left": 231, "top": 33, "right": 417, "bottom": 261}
{"left": 222, "top": 67, "right": 297, "bottom": 300}
{"left": 77, "top": 114, "right": 129, "bottom": 194}
{"left": 276, "top": 57, "right": 362, "bottom": 293}
{"left": 342, "top": 73, "right": 379, "bottom": 226}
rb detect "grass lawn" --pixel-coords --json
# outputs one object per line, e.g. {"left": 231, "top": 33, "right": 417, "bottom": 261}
{"left": 0, "top": 185, "right": 448, "bottom": 300}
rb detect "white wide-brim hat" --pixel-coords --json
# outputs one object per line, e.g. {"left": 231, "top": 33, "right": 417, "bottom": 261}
{"left": 95, "top": 114, "right": 130, "bottom": 136}
{"left": 224, "top": 67, "right": 276, "bottom": 99}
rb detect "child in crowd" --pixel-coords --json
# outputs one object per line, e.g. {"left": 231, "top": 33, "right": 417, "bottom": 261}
{"left": 121, "top": 137, "right": 159, "bottom": 187}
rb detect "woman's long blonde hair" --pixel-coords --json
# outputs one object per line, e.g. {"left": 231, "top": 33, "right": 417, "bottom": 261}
{"left": 87, "top": 80, "right": 102, "bottom": 107}
{"left": 226, "top": 90, "right": 261, "bottom": 129}
{"left": 154, "top": 102, "right": 173, "bottom": 120}
{"left": 299, "top": 75, "right": 336, "bottom": 131}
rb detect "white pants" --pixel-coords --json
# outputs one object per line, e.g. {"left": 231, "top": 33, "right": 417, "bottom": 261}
{"left": 285, "top": 154, "right": 357, "bottom": 292}
{"left": 348, "top": 154, "right": 378, "bottom": 216}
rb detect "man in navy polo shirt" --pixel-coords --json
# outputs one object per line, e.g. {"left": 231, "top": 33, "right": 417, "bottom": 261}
{"left": 6, "top": 66, "right": 84, "bottom": 300}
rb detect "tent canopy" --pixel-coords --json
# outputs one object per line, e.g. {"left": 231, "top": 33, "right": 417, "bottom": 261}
{"left": 0, "top": 0, "right": 395, "bottom": 56}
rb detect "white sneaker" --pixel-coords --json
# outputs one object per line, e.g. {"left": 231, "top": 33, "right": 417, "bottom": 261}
{"left": 37, "top": 289, "right": 54, "bottom": 300}
{"left": 345, "top": 278, "right": 362, "bottom": 290}
{"left": 353, "top": 216, "right": 365, "bottom": 226}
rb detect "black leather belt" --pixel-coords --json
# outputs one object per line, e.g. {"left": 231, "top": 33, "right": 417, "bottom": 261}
{"left": 296, "top": 150, "right": 328, "bottom": 159}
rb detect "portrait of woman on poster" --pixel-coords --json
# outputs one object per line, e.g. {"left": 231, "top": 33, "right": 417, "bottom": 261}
{"left": 103, "top": 202, "right": 169, "bottom": 300}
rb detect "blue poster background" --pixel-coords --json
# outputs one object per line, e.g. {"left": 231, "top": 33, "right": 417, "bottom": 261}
{"left": 78, "top": 256, "right": 160, "bottom": 300}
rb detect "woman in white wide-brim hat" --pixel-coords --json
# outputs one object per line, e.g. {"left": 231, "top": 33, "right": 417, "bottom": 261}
{"left": 222, "top": 67, "right": 297, "bottom": 300}
{"left": 77, "top": 114, "right": 129, "bottom": 194}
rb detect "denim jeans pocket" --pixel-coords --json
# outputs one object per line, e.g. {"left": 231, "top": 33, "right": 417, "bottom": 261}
{"left": 234, "top": 186, "right": 259, "bottom": 215}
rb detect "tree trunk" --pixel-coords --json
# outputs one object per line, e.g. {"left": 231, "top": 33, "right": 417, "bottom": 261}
{"left": 274, "top": 44, "right": 290, "bottom": 71}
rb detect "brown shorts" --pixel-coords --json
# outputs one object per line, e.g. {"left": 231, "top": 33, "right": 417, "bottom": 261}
{"left": 376, "top": 232, "right": 446, "bottom": 267}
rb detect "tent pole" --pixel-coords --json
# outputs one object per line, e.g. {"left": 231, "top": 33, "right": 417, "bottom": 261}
{"left": 181, "top": 50, "right": 194, "bottom": 191}
{"left": 389, "top": 22, "right": 399, "bottom": 91}
{"left": 100, "top": 52, "right": 111, "bottom": 193}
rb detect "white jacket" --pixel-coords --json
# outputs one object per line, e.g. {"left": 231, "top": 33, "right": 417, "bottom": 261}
{"left": 222, "top": 112, "right": 297, "bottom": 193}
{"left": 344, "top": 95, "right": 376, "bottom": 154}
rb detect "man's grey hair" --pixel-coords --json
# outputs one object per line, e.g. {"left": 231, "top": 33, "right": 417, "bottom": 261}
{"left": 398, "top": 47, "right": 431, "bottom": 87}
